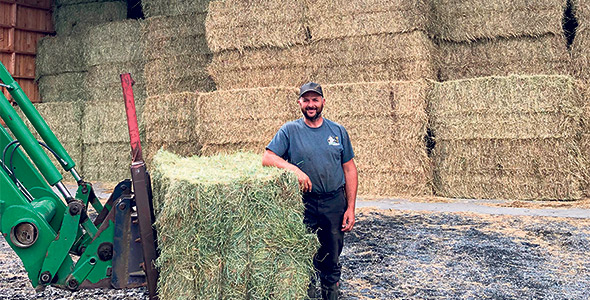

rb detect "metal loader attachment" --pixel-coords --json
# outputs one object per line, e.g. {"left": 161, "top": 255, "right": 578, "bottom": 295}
{"left": 0, "top": 62, "right": 159, "bottom": 299}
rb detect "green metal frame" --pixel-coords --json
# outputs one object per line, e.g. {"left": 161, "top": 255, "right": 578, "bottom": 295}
{"left": 0, "top": 62, "right": 120, "bottom": 289}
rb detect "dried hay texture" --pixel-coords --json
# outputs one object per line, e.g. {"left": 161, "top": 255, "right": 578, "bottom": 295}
{"left": 53, "top": 1, "right": 127, "bottom": 35}
{"left": 38, "top": 72, "right": 90, "bottom": 103}
{"left": 429, "top": 0, "right": 566, "bottom": 41}
{"left": 307, "top": 0, "right": 429, "bottom": 41}
{"left": 205, "top": 0, "right": 307, "bottom": 52}
{"left": 86, "top": 20, "right": 146, "bottom": 67}
{"left": 16, "top": 101, "right": 84, "bottom": 178}
{"left": 144, "top": 55, "right": 215, "bottom": 96}
{"left": 576, "top": 80, "right": 590, "bottom": 196}
{"left": 429, "top": 75, "right": 584, "bottom": 200}
{"left": 36, "top": 33, "right": 89, "bottom": 78}
{"left": 438, "top": 34, "right": 571, "bottom": 81}
{"left": 152, "top": 151, "right": 318, "bottom": 300}
{"left": 82, "top": 142, "right": 130, "bottom": 181}
{"left": 573, "top": 0, "right": 590, "bottom": 28}
{"left": 198, "top": 87, "right": 299, "bottom": 155}
{"left": 210, "top": 31, "right": 436, "bottom": 90}
{"left": 322, "top": 81, "right": 432, "bottom": 197}
{"left": 141, "top": 0, "right": 210, "bottom": 18}
{"left": 82, "top": 100, "right": 144, "bottom": 145}
{"left": 144, "top": 13, "right": 210, "bottom": 60}
{"left": 142, "top": 93, "right": 200, "bottom": 163}
{"left": 86, "top": 61, "right": 147, "bottom": 102}
{"left": 55, "top": 0, "right": 115, "bottom": 6}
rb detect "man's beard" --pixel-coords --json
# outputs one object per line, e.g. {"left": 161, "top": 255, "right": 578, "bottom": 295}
{"left": 301, "top": 105, "right": 323, "bottom": 121}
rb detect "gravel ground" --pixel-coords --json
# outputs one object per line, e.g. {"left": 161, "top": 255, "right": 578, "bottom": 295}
{"left": 1, "top": 205, "right": 589, "bottom": 299}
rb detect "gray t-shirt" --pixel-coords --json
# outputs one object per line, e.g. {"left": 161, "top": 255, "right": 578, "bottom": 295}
{"left": 266, "top": 118, "right": 355, "bottom": 193}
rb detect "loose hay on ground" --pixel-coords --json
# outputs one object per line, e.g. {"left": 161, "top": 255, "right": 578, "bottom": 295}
{"left": 429, "top": 0, "right": 566, "bottom": 41}
{"left": 205, "top": 0, "right": 307, "bottom": 52}
{"left": 197, "top": 87, "right": 299, "bottom": 154}
{"left": 438, "top": 34, "right": 571, "bottom": 81}
{"left": 152, "top": 151, "right": 318, "bottom": 300}
{"left": 306, "top": 0, "right": 429, "bottom": 40}
{"left": 429, "top": 75, "right": 584, "bottom": 200}
{"left": 53, "top": 1, "right": 127, "bottom": 35}
{"left": 322, "top": 81, "right": 432, "bottom": 197}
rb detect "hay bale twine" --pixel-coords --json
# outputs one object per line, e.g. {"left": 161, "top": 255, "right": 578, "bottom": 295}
{"left": 142, "top": 92, "right": 200, "bottom": 163}
{"left": 205, "top": 0, "right": 307, "bottom": 52}
{"left": 438, "top": 34, "right": 571, "bottom": 81}
{"left": 209, "top": 31, "right": 436, "bottom": 90}
{"left": 322, "top": 81, "right": 433, "bottom": 197}
{"left": 429, "top": 75, "right": 584, "bottom": 200}
{"left": 429, "top": 0, "right": 566, "bottom": 41}
{"left": 53, "top": 1, "right": 127, "bottom": 35}
{"left": 307, "top": 0, "right": 429, "bottom": 41}
{"left": 141, "top": 0, "right": 210, "bottom": 18}
{"left": 152, "top": 150, "right": 318, "bottom": 300}
{"left": 197, "top": 87, "right": 299, "bottom": 156}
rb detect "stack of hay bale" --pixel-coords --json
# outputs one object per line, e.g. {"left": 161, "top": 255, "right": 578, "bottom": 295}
{"left": 322, "top": 81, "right": 432, "bottom": 196}
{"left": 429, "top": 75, "right": 584, "bottom": 200}
{"left": 431, "top": 0, "right": 570, "bottom": 80}
{"left": 141, "top": 0, "right": 214, "bottom": 162}
{"left": 152, "top": 150, "right": 318, "bottom": 300}
{"left": 571, "top": 0, "right": 590, "bottom": 195}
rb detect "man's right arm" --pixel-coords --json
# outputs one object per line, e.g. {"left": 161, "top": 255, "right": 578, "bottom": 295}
{"left": 262, "top": 149, "right": 312, "bottom": 192}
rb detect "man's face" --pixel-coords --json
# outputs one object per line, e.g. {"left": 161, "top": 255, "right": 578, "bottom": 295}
{"left": 298, "top": 91, "right": 325, "bottom": 121}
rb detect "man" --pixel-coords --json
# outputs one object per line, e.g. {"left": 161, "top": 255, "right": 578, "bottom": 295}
{"left": 262, "top": 82, "right": 358, "bottom": 300}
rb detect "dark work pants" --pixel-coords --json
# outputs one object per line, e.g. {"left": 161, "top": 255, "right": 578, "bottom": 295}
{"left": 303, "top": 187, "right": 347, "bottom": 286}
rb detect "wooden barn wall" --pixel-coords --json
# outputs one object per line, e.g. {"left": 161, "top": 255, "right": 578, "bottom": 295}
{"left": 0, "top": 0, "right": 53, "bottom": 103}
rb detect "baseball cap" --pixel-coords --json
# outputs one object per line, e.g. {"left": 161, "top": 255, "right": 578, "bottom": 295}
{"left": 299, "top": 82, "right": 323, "bottom": 98}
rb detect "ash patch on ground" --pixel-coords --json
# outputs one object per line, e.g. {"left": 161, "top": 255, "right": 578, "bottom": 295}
{"left": 340, "top": 209, "right": 590, "bottom": 299}
{"left": 1, "top": 208, "right": 589, "bottom": 299}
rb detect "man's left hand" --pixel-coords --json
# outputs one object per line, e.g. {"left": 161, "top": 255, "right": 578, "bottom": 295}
{"left": 341, "top": 208, "right": 355, "bottom": 232}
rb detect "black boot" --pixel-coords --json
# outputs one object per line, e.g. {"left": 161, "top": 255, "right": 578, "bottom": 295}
{"left": 321, "top": 283, "right": 339, "bottom": 300}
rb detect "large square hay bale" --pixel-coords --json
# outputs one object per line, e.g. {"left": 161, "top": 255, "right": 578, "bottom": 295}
{"left": 152, "top": 150, "right": 318, "bottom": 300}
{"left": 86, "top": 61, "right": 147, "bottom": 102}
{"left": 322, "top": 81, "right": 433, "bottom": 197}
{"left": 438, "top": 34, "right": 571, "bottom": 81}
{"left": 141, "top": 0, "right": 209, "bottom": 18}
{"left": 36, "top": 33, "right": 89, "bottom": 77}
{"left": 53, "top": 1, "right": 127, "bottom": 35}
{"left": 38, "top": 72, "right": 90, "bottom": 103}
{"left": 209, "top": 31, "right": 436, "bottom": 90}
{"left": 429, "top": 0, "right": 565, "bottom": 41}
{"left": 429, "top": 75, "right": 584, "bottom": 200}
{"left": 142, "top": 92, "right": 201, "bottom": 163}
{"left": 205, "top": 0, "right": 307, "bottom": 52}
{"left": 198, "top": 87, "right": 299, "bottom": 155}
{"left": 144, "top": 55, "right": 215, "bottom": 96}
{"left": 144, "top": 13, "right": 210, "bottom": 60}
{"left": 82, "top": 100, "right": 143, "bottom": 144}
{"left": 576, "top": 80, "right": 590, "bottom": 196}
{"left": 82, "top": 142, "right": 130, "bottom": 182}
{"left": 86, "top": 20, "right": 145, "bottom": 67}
{"left": 307, "top": 0, "right": 429, "bottom": 41}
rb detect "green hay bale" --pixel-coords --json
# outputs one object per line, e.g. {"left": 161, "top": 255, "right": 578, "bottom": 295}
{"left": 429, "top": 75, "right": 584, "bottom": 200}
{"left": 152, "top": 151, "right": 318, "bottom": 300}
{"left": 36, "top": 33, "right": 89, "bottom": 78}
{"left": 307, "top": 0, "right": 429, "bottom": 41}
{"left": 82, "top": 100, "right": 144, "bottom": 144}
{"left": 144, "top": 55, "right": 215, "bottom": 97}
{"left": 322, "top": 81, "right": 432, "bottom": 197}
{"left": 209, "top": 31, "right": 436, "bottom": 90}
{"left": 438, "top": 34, "right": 571, "bottom": 81}
{"left": 429, "top": 0, "right": 566, "bottom": 41}
{"left": 144, "top": 13, "right": 210, "bottom": 60}
{"left": 200, "top": 142, "right": 267, "bottom": 156}
{"left": 86, "top": 61, "right": 147, "bottom": 102}
{"left": 38, "top": 72, "right": 90, "bottom": 103}
{"left": 82, "top": 142, "right": 130, "bottom": 182}
{"left": 198, "top": 87, "right": 299, "bottom": 151}
{"left": 141, "top": 0, "right": 209, "bottom": 18}
{"left": 86, "top": 20, "right": 146, "bottom": 67}
{"left": 205, "top": 0, "right": 307, "bottom": 52}
{"left": 54, "top": 1, "right": 127, "bottom": 35}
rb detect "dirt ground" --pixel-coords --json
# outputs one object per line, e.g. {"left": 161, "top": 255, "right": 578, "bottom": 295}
{"left": 1, "top": 195, "right": 589, "bottom": 299}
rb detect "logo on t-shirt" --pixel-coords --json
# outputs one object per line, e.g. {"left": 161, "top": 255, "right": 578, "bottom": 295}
{"left": 327, "top": 136, "right": 340, "bottom": 146}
